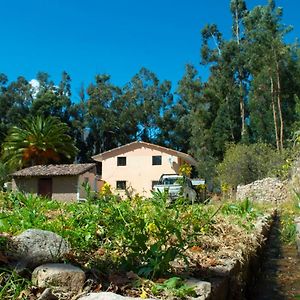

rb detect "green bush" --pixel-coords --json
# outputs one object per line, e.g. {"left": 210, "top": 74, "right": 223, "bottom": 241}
{"left": 0, "top": 191, "right": 264, "bottom": 281}
{"left": 217, "top": 143, "right": 285, "bottom": 188}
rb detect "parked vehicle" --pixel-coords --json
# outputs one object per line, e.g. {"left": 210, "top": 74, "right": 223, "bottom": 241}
{"left": 153, "top": 174, "right": 197, "bottom": 203}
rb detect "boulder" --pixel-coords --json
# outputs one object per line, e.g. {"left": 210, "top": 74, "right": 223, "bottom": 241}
{"left": 185, "top": 278, "right": 211, "bottom": 299}
{"left": 32, "top": 263, "right": 85, "bottom": 292}
{"left": 78, "top": 292, "right": 154, "bottom": 300}
{"left": 8, "top": 229, "right": 70, "bottom": 268}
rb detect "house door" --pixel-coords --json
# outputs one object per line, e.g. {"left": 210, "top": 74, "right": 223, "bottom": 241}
{"left": 38, "top": 178, "right": 52, "bottom": 198}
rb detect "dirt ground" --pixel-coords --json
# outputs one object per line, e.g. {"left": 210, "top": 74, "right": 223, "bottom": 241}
{"left": 248, "top": 216, "right": 300, "bottom": 300}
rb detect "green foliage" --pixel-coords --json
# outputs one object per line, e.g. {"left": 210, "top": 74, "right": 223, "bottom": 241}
{"left": 217, "top": 143, "right": 284, "bottom": 188}
{"left": 151, "top": 277, "right": 196, "bottom": 298}
{"left": 0, "top": 268, "right": 30, "bottom": 299}
{"left": 0, "top": 190, "right": 266, "bottom": 299}
{"left": 0, "top": 190, "right": 264, "bottom": 282}
{"left": 2, "top": 115, "right": 78, "bottom": 169}
{"left": 0, "top": 161, "right": 10, "bottom": 190}
{"left": 280, "top": 194, "right": 300, "bottom": 244}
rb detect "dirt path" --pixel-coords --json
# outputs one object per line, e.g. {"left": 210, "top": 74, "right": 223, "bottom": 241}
{"left": 248, "top": 216, "right": 300, "bottom": 300}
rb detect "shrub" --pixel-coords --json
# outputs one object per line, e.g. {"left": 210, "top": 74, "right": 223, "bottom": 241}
{"left": 217, "top": 143, "right": 285, "bottom": 188}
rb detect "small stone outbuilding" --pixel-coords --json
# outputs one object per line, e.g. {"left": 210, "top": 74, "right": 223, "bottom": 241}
{"left": 12, "top": 163, "right": 98, "bottom": 202}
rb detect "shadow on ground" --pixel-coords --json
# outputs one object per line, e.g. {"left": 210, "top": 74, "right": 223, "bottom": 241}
{"left": 247, "top": 215, "right": 300, "bottom": 300}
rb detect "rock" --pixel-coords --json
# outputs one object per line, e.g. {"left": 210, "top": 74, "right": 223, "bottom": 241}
{"left": 236, "top": 177, "right": 288, "bottom": 204}
{"left": 77, "top": 292, "right": 155, "bottom": 300}
{"left": 32, "top": 263, "right": 85, "bottom": 292}
{"left": 37, "top": 288, "right": 58, "bottom": 300}
{"left": 8, "top": 229, "right": 70, "bottom": 268}
{"left": 185, "top": 278, "right": 211, "bottom": 299}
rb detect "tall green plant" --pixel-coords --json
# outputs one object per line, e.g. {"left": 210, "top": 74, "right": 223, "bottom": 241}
{"left": 2, "top": 115, "right": 78, "bottom": 169}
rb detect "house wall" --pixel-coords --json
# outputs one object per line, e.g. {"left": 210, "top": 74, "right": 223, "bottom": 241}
{"left": 12, "top": 167, "right": 97, "bottom": 202}
{"left": 12, "top": 177, "right": 38, "bottom": 194}
{"left": 77, "top": 167, "right": 98, "bottom": 200}
{"left": 98, "top": 144, "right": 183, "bottom": 197}
{"left": 12, "top": 176, "right": 78, "bottom": 202}
{"left": 52, "top": 176, "right": 78, "bottom": 202}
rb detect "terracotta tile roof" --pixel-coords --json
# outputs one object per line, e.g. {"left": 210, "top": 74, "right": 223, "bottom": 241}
{"left": 12, "top": 163, "right": 96, "bottom": 177}
{"left": 92, "top": 141, "right": 197, "bottom": 166}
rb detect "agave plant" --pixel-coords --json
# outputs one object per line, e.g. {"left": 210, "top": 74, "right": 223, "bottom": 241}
{"left": 2, "top": 115, "right": 78, "bottom": 169}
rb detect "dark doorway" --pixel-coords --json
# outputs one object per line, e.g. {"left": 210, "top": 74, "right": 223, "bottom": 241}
{"left": 38, "top": 178, "right": 52, "bottom": 198}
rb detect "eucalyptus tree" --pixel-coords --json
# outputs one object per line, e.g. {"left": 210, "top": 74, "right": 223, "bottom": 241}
{"left": 0, "top": 75, "right": 33, "bottom": 145}
{"left": 86, "top": 74, "right": 122, "bottom": 155}
{"left": 244, "top": 0, "right": 296, "bottom": 151}
{"left": 158, "top": 64, "right": 199, "bottom": 153}
{"left": 121, "top": 68, "right": 173, "bottom": 146}
{"left": 31, "top": 71, "right": 72, "bottom": 124}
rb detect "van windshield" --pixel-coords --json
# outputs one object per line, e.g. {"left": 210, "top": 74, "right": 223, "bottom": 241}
{"left": 161, "top": 177, "right": 182, "bottom": 185}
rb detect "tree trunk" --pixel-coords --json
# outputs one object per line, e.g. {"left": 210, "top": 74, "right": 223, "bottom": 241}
{"left": 275, "top": 60, "right": 284, "bottom": 152}
{"left": 270, "top": 76, "right": 280, "bottom": 151}
{"left": 239, "top": 82, "right": 246, "bottom": 138}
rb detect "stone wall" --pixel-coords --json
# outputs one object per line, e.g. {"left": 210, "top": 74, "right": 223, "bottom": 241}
{"left": 236, "top": 177, "right": 288, "bottom": 204}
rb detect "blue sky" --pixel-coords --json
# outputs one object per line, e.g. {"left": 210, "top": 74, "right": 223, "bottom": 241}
{"left": 0, "top": 0, "right": 299, "bottom": 101}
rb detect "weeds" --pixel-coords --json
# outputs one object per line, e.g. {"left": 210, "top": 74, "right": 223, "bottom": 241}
{"left": 0, "top": 191, "right": 265, "bottom": 299}
{"left": 279, "top": 193, "right": 300, "bottom": 244}
{"left": 0, "top": 268, "right": 30, "bottom": 300}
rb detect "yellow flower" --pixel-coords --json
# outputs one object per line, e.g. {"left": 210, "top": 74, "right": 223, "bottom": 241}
{"left": 147, "top": 222, "right": 157, "bottom": 233}
{"left": 100, "top": 182, "right": 112, "bottom": 196}
{"left": 140, "top": 289, "right": 147, "bottom": 299}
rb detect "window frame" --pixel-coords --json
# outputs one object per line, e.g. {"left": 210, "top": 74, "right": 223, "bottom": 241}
{"left": 152, "top": 155, "right": 162, "bottom": 166}
{"left": 116, "top": 180, "right": 126, "bottom": 190}
{"left": 151, "top": 180, "right": 160, "bottom": 190}
{"left": 117, "top": 156, "right": 127, "bottom": 166}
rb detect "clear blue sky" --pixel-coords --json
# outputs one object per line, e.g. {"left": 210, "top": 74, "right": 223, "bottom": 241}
{"left": 0, "top": 0, "right": 299, "bottom": 101}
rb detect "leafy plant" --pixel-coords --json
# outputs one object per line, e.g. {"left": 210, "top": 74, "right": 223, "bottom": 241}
{"left": 217, "top": 143, "right": 285, "bottom": 189}
{"left": 151, "top": 277, "right": 196, "bottom": 299}
{"left": 280, "top": 194, "right": 300, "bottom": 244}
{"left": 1, "top": 115, "right": 78, "bottom": 169}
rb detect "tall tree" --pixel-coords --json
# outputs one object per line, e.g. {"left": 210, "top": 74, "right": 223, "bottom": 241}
{"left": 124, "top": 68, "right": 172, "bottom": 144}
{"left": 31, "top": 71, "right": 72, "bottom": 123}
{"left": 0, "top": 75, "right": 33, "bottom": 145}
{"left": 86, "top": 74, "right": 122, "bottom": 155}
{"left": 244, "top": 0, "right": 295, "bottom": 151}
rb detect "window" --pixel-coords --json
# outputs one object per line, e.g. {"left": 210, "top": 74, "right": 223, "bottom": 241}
{"left": 116, "top": 181, "right": 126, "bottom": 190}
{"left": 152, "top": 155, "right": 162, "bottom": 165}
{"left": 152, "top": 181, "right": 159, "bottom": 189}
{"left": 117, "top": 157, "right": 126, "bottom": 166}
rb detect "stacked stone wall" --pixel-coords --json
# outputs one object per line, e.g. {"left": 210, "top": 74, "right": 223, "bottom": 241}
{"left": 236, "top": 177, "right": 288, "bottom": 204}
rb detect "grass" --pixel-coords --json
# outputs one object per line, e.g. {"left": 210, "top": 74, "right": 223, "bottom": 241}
{"left": 279, "top": 193, "right": 300, "bottom": 244}
{"left": 0, "top": 191, "right": 266, "bottom": 299}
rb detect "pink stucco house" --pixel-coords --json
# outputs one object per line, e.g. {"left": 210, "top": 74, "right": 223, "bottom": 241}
{"left": 92, "top": 141, "right": 197, "bottom": 197}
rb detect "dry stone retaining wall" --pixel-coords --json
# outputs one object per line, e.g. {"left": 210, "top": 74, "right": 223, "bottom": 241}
{"left": 236, "top": 177, "right": 288, "bottom": 204}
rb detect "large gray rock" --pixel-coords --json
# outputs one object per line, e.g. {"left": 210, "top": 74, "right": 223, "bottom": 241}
{"left": 78, "top": 292, "right": 154, "bottom": 300}
{"left": 185, "top": 278, "right": 211, "bottom": 300}
{"left": 8, "top": 229, "right": 70, "bottom": 268}
{"left": 32, "top": 263, "right": 85, "bottom": 292}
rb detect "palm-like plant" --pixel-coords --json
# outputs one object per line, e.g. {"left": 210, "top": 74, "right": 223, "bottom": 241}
{"left": 2, "top": 116, "right": 78, "bottom": 169}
